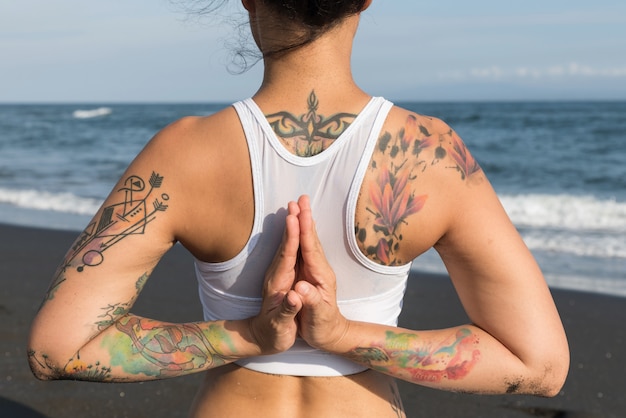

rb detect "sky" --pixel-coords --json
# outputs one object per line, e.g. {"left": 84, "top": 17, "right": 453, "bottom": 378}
{"left": 1, "top": 0, "right": 625, "bottom": 103}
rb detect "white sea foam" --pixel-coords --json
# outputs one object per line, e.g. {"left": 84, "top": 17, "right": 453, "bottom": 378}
{"left": 0, "top": 188, "right": 101, "bottom": 216}
{"left": 1, "top": 187, "right": 623, "bottom": 295}
{"left": 499, "top": 194, "right": 626, "bottom": 259}
{"left": 1, "top": 189, "right": 623, "bottom": 259}
{"left": 72, "top": 107, "right": 112, "bottom": 119}
{"left": 499, "top": 194, "right": 626, "bottom": 232}
{"left": 413, "top": 193, "right": 626, "bottom": 297}
{"left": 545, "top": 273, "right": 626, "bottom": 298}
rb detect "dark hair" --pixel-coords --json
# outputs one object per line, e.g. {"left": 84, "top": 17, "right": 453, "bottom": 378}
{"left": 264, "top": 0, "right": 368, "bottom": 29}
{"left": 180, "top": 0, "right": 367, "bottom": 28}
{"left": 175, "top": 0, "right": 368, "bottom": 70}
{"left": 258, "top": 0, "right": 368, "bottom": 58}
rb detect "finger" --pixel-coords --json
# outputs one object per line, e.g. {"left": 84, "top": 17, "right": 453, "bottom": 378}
{"left": 297, "top": 195, "right": 325, "bottom": 263}
{"left": 297, "top": 195, "right": 316, "bottom": 249}
{"left": 288, "top": 199, "right": 301, "bottom": 218}
{"left": 265, "top": 213, "right": 300, "bottom": 293}
{"left": 283, "top": 212, "right": 300, "bottom": 258}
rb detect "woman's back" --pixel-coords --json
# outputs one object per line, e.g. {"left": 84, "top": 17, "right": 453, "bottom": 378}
{"left": 160, "top": 90, "right": 488, "bottom": 417}
{"left": 28, "top": 2, "right": 568, "bottom": 417}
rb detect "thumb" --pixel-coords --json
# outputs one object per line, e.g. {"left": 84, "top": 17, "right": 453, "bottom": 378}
{"left": 279, "top": 290, "right": 302, "bottom": 318}
{"left": 294, "top": 280, "right": 323, "bottom": 307}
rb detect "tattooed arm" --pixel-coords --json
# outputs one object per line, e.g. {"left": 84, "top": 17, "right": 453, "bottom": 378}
{"left": 28, "top": 115, "right": 304, "bottom": 382}
{"left": 293, "top": 112, "right": 569, "bottom": 396}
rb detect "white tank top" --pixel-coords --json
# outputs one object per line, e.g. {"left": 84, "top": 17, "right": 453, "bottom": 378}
{"left": 194, "top": 96, "right": 413, "bottom": 376}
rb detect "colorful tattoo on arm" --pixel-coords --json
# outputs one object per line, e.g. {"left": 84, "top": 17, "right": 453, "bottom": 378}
{"left": 265, "top": 90, "right": 356, "bottom": 157}
{"left": 346, "top": 329, "right": 480, "bottom": 384}
{"left": 357, "top": 115, "right": 482, "bottom": 265}
{"left": 104, "top": 316, "right": 236, "bottom": 378}
{"left": 32, "top": 172, "right": 238, "bottom": 381}
{"left": 28, "top": 319, "right": 235, "bottom": 382}
{"left": 31, "top": 271, "right": 236, "bottom": 382}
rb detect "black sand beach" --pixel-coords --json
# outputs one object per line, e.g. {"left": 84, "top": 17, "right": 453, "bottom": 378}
{"left": 1, "top": 223, "right": 624, "bottom": 417}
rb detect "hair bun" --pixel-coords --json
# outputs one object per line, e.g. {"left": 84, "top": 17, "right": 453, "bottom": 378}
{"left": 270, "top": 0, "right": 367, "bottom": 28}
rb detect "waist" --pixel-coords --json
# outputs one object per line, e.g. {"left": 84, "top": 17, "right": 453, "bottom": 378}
{"left": 190, "top": 363, "right": 405, "bottom": 418}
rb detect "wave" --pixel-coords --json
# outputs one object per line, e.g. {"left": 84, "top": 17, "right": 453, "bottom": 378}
{"left": 0, "top": 188, "right": 101, "bottom": 216}
{"left": 1, "top": 189, "right": 624, "bottom": 259}
{"left": 500, "top": 193, "right": 626, "bottom": 232}
{"left": 500, "top": 194, "right": 626, "bottom": 259}
{"left": 72, "top": 107, "right": 112, "bottom": 119}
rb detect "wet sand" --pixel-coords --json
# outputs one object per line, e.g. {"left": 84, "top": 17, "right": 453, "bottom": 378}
{"left": 0, "top": 223, "right": 623, "bottom": 417}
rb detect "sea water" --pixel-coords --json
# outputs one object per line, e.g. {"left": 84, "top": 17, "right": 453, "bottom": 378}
{"left": 0, "top": 101, "right": 624, "bottom": 297}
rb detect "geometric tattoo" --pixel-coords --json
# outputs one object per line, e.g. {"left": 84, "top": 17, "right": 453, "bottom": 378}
{"left": 43, "top": 172, "right": 168, "bottom": 302}
{"left": 73, "top": 172, "right": 168, "bottom": 272}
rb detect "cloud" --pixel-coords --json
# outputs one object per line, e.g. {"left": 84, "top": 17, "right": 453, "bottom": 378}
{"left": 438, "top": 63, "right": 626, "bottom": 82}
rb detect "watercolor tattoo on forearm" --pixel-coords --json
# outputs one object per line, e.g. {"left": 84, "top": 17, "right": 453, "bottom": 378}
{"left": 347, "top": 329, "right": 480, "bottom": 383}
{"left": 29, "top": 272, "right": 236, "bottom": 381}
{"left": 357, "top": 114, "right": 482, "bottom": 265}
{"left": 29, "top": 318, "right": 234, "bottom": 381}
{"left": 266, "top": 90, "right": 356, "bottom": 157}
{"left": 42, "top": 172, "right": 169, "bottom": 303}
{"left": 104, "top": 316, "right": 235, "bottom": 378}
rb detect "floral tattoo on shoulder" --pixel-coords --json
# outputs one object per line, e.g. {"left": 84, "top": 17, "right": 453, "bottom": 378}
{"left": 357, "top": 114, "right": 482, "bottom": 265}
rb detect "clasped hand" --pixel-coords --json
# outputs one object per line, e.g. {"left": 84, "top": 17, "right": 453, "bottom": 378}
{"left": 248, "top": 195, "right": 350, "bottom": 356}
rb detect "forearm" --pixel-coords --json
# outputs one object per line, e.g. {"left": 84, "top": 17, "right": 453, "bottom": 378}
{"left": 331, "top": 321, "right": 558, "bottom": 396}
{"left": 29, "top": 314, "right": 258, "bottom": 382}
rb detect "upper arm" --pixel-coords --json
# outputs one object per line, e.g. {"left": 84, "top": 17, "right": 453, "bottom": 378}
{"left": 431, "top": 126, "right": 568, "bottom": 370}
{"left": 29, "top": 119, "right": 190, "bottom": 362}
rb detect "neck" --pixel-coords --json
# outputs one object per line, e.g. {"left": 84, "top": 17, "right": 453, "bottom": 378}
{"left": 253, "top": 15, "right": 367, "bottom": 104}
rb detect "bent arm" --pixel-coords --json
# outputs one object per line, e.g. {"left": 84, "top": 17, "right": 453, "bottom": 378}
{"left": 27, "top": 166, "right": 258, "bottom": 381}
{"left": 308, "top": 184, "right": 568, "bottom": 395}
{"left": 28, "top": 118, "right": 303, "bottom": 382}
{"left": 293, "top": 112, "right": 569, "bottom": 395}
{"left": 29, "top": 314, "right": 254, "bottom": 382}
{"left": 330, "top": 181, "right": 568, "bottom": 395}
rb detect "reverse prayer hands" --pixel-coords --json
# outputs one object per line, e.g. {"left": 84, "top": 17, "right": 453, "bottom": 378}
{"left": 248, "top": 195, "right": 349, "bottom": 355}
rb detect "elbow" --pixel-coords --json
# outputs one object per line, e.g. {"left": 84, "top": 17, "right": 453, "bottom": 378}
{"left": 541, "top": 338, "right": 570, "bottom": 397}
{"left": 27, "top": 348, "right": 62, "bottom": 381}
{"left": 542, "top": 355, "right": 570, "bottom": 397}
{"left": 28, "top": 327, "right": 73, "bottom": 381}
{"left": 534, "top": 367, "right": 568, "bottom": 398}
{"left": 521, "top": 346, "right": 570, "bottom": 397}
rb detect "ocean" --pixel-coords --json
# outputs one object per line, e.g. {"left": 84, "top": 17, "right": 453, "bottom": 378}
{"left": 1, "top": 101, "right": 624, "bottom": 297}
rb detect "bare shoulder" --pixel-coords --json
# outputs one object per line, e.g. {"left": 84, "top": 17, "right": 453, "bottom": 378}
{"left": 132, "top": 105, "right": 254, "bottom": 261}
{"left": 147, "top": 106, "right": 242, "bottom": 159}
{"left": 130, "top": 106, "right": 249, "bottom": 209}
{"left": 354, "top": 105, "right": 487, "bottom": 266}
{"left": 379, "top": 106, "right": 482, "bottom": 178}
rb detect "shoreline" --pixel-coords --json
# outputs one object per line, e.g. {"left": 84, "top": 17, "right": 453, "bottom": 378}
{"left": 2, "top": 205, "right": 625, "bottom": 300}
{"left": 1, "top": 223, "right": 624, "bottom": 417}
